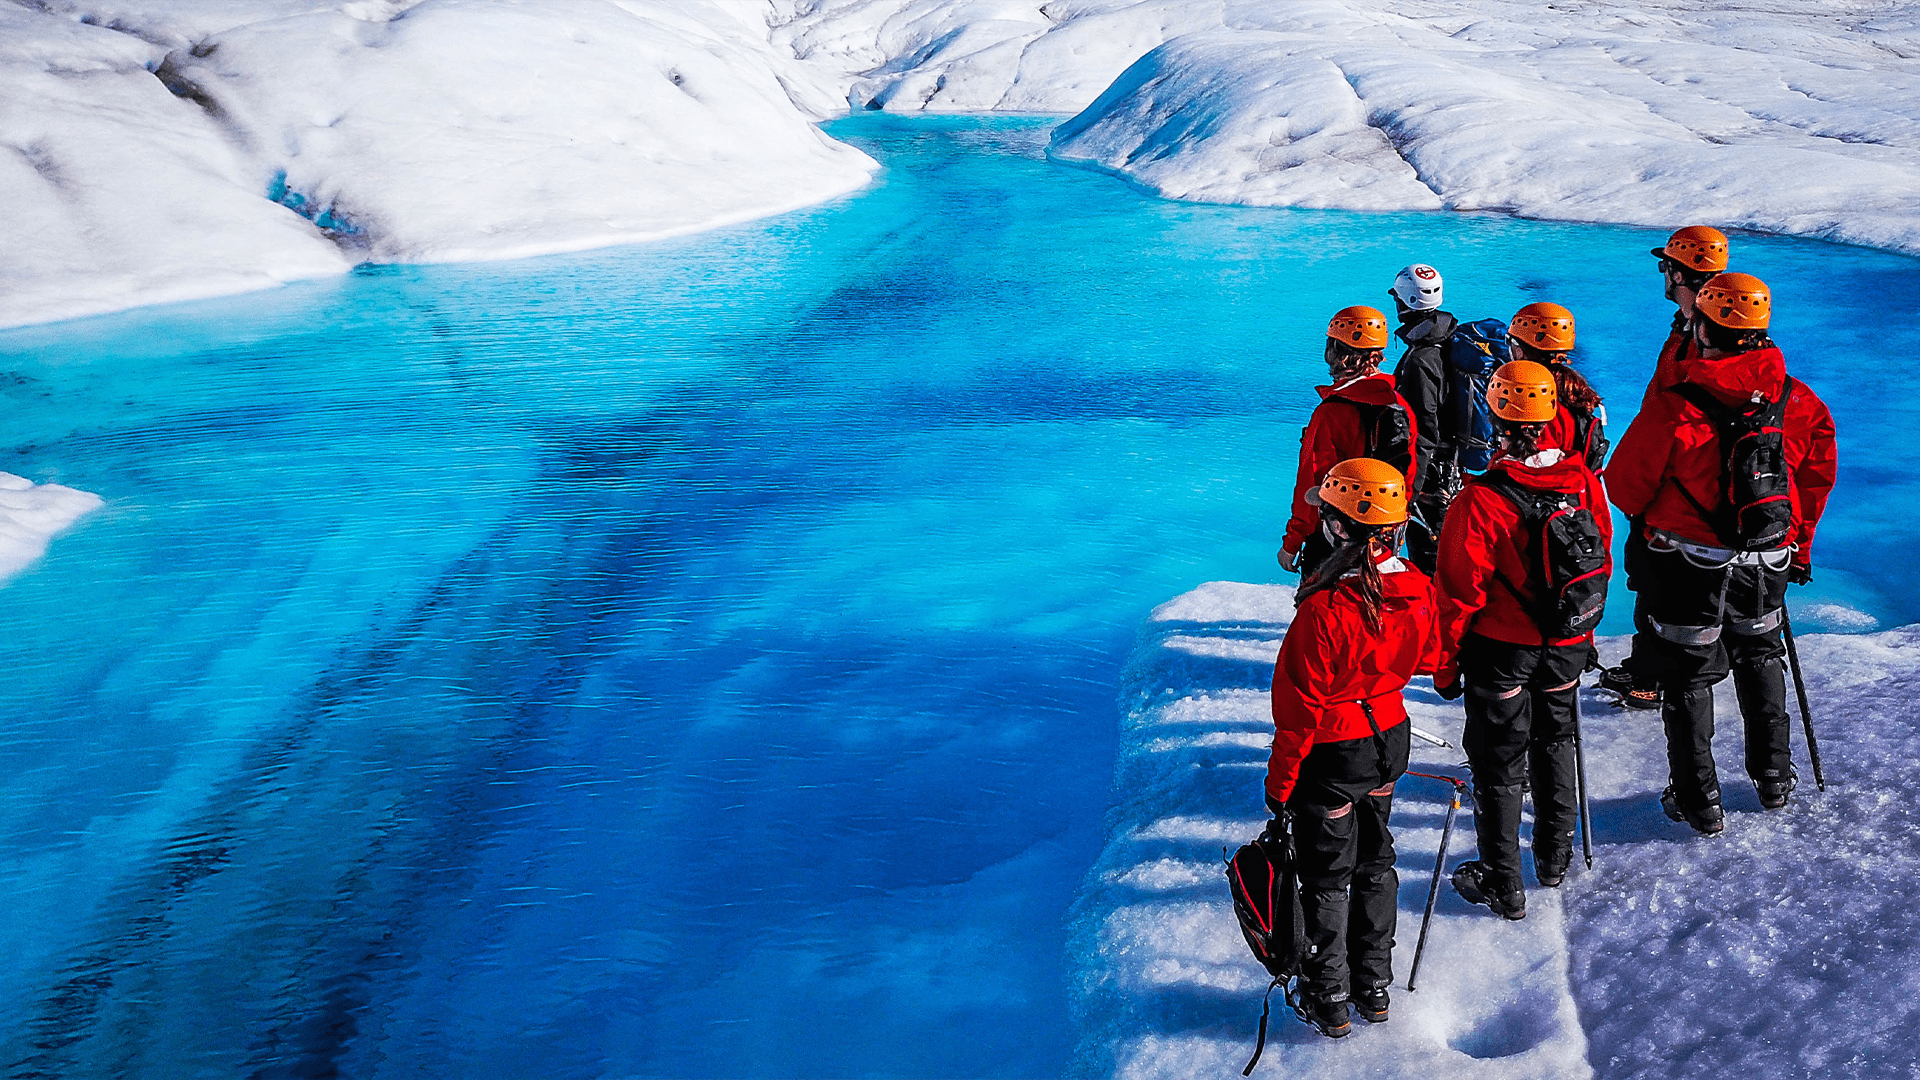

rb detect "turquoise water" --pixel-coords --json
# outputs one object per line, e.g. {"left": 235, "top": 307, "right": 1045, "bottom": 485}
{"left": 0, "top": 115, "right": 1907, "bottom": 1077}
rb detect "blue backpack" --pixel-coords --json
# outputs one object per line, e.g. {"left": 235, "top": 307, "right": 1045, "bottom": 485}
{"left": 1444, "top": 318, "right": 1510, "bottom": 473}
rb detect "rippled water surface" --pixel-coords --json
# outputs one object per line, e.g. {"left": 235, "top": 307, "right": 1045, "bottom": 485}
{"left": 0, "top": 115, "right": 1908, "bottom": 1078}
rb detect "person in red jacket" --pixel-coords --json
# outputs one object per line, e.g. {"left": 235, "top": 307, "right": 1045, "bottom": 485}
{"left": 1507, "top": 302, "right": 1607, "bottom": 472}
{"left": 1267, "top": 458, "right": 1443, "bottom": 1037}
{"left": 1607, "top": 272, "right": 1837, "bottom": 833}
{"left": 1602, "top": 225, "right": 1733, "bottom": 711}
{"left": 1434, "top": 360, "right": 1612, "bottom": 919}
{"left": 1280, "top": 307, "right": 1420, "bottom": 578}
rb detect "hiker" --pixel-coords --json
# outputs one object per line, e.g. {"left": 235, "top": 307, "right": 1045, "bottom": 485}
{"left": 1387, "top": 264, "right": 1459, "bottom": 573}
{"left": 1280, "top": 308, "right": 1420, "bottom": 579}
{"left": 1601, "top": 226, "right": 1732, "bottom": 711}
{"left": 1266, "top": 458, "right": 1441, "bottom": 1038}
{"left": 1507, "top": 303, "right": 1608, "bottom": 472}
{"left": 1606, "top": 273, "right": 1837, "bottom": 833}
{"left": 1432, "top": 360, "right": 1611, "bottom": 919}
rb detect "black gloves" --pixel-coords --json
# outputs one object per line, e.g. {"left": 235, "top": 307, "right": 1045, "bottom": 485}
{"left": 1789, "top": 563, "right": 1812, "bottom": 586}
{"left": 1435, "top": 673, "right": 1465, "bottom": 700}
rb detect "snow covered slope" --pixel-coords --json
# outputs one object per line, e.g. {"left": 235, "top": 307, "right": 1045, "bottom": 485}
{"left": 1046, "top": 3, "right": 1920, "bottom": 253}
{"left": 2, "top": 0, "right": 876, "bottom": 327}
{"left": 1076, "top": 581, "right": 1914, "bottom": 1078}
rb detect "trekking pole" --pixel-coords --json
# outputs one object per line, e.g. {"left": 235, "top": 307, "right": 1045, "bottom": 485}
{"left": 1574, "top": 676, "right": 1594, "bottom": 870}
{"left": 1405, "top": 774, "right": 1466, "bottom": 992}
{"left": 1780, "top": 607, "right": 1826, "bottom": 791}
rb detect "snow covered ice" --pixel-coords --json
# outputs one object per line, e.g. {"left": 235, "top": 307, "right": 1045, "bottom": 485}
{"left": 1082, "top": 581, "right": 1920, "bottom": 1078}
{"left": 15, "top": 1, "right": 1920, "bottom": 328}
{"left": 2, "top": 0, "right": 876, "bottom": 327}
{"left": 0, "top": 472, "right": 100, "bottom": 584}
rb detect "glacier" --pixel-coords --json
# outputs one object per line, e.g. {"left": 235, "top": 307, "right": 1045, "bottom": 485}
{"left": 6, "top": 3, "right": 1920, "bottom": 1077}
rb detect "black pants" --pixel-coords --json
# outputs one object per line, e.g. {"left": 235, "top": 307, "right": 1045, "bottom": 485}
{"left": 1459, "top": 634, "right": 1586, "bottom": 895}
{"left": 1617, "top": 518, "right": 1659, "bottom": 681}
{"left": 1634, "top": 544, "right": 1792, "bottom": 812}
{"left": 1286, "top": 721, "right": 1410, "bottom": 1000}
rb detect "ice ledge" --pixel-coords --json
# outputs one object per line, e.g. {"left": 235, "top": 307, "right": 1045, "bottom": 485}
{"left": 0, "top": 472, "right": 102, "bottom": 584}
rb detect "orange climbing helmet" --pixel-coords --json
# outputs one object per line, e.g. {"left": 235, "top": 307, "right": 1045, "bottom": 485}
{"left": 1510, "top": 302, "right": 1576, "bottom": 353}
{"left": 1327, "top": 306, "right": 1391, "bottom": 350}
{"left": 1694, "top": 272, "right": 1771, "bottom": 330}
{"left": 1651, "top": 226, "right": 1730, "bottom": 274}
{"left": 1316, "top": 458, "right": 1409, "bottom": 526}
{"left": 1487, "top": 360, "right": 1558, "bottom": 423}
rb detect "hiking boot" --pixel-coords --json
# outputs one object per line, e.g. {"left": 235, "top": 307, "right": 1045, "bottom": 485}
{"left": 1352, "top": 987, "right": 1389, "bottom": 1024}
{"left": 1756, "top": 772, "right": 1797, "bottom": 810}
{"left": 1535, "top": 848, "right": 1572, "bottom": 889}
{"left": 1598, "top": 664, "right": 1661, "bottom": 710}
{"left": 1290, "top": 990, "right": 1350, "bottom": 1039}
{"left": 1452, "top": 860, "right": 1526, "bottom": 920}
{"left": 1661, "top": 786, "right": 1725, "bottom": 835}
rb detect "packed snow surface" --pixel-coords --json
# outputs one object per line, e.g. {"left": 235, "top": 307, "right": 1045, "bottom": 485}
{"left": 0, "top": 473, "right": 100, "bottom": 584}
{"left": 1077, "top": 580, "right": 1919, "bottom": 1077}
{"left": 12, "top": 1, "right": 1920, "bottom": 327}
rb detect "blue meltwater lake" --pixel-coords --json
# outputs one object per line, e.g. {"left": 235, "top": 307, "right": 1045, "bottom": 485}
{"left": 0, "top": 115, "right": 1908, "bottom": 1077}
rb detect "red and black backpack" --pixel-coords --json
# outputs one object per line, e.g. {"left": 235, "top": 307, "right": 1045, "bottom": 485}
{"left": 1671, "top": 378, "right": 1796, "bottom": 552}
{"left": 1477, "top": 472, "right": 1610, "bottom": 638}
{"left": 1226, "top": 828, "right": 1307, "bottom": 1073}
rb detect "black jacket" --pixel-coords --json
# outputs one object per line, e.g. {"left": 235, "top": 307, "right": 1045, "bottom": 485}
{"left": 1393, "top": 309, "right": 1457, "bottom": 493}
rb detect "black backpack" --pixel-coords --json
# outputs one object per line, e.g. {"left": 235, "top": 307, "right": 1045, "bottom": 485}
{"left": 1478, "top": 472, "right": 1610, "bottom": 638}
{"left": 1351, "top": 398, "right": 1414, "bottom": 479}
{"left": 1442, "top": 319, "right": 1509, "bottom": 472}
{"left": 1672, "top": 379, "right": 1796, "bottom": 552}
{"left": 1226, "top": 828, "right": 1307, "bottom": 1073}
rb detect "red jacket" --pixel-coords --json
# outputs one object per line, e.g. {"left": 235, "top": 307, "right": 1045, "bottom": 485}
{"left": 1267, "top": 559, "right": 1444, "bottom": 804}
{"left": 1434, "top": 452, "right": 1613, "bottom": 670}
{"left": 1639, "top": 318, "right": 1693, "bottom": 410}
{"left": 1607, "top": 345, "right": 1836, "bottom": 568}
{"left": 1281, "top": 374, "right": 1420, "bottom": 557}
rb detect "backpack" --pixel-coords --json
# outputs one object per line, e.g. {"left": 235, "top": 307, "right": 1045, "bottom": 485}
{"left": 1478, "top": 472, "right": 1610, "bottom": 638}
{"left": 1225, "top": 828, "right": 1307, "bottom": 1074}
{"left": 1351, "top": 398, "right": 1414, "bottom": 479}
{"left": 1442, "top": 319, "right": 1510, "bottom": 472}
{"left": 1671, "top": 379, "right": 1796, "bottom": 552}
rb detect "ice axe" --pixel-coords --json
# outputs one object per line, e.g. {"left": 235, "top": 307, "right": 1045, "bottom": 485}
{"left": 1781, "top": 607, "right": 1826, "bottom": 791}
{"left": 1573, "top": 674, "right": 1594, "bottom": 870}
{"left": 1402, "top": 770, "right": 1468, "bottom": 992}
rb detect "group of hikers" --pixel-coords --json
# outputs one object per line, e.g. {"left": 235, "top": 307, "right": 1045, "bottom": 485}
{"left": 1246, "top": 227, "right": 1839, "bottom": 1041}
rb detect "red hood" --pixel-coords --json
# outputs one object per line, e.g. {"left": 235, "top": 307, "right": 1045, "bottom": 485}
{"left": 1376, "top": 561, "right": 1432, "bottom": 611}
{"left": 1316, "top": 373, "right": 1399, "bottom": 405}
{"left": 1484, "top": 452, "right": 1591, "bottom": 495}
{"left": 1672, "top": 345, "right": 1786, "bottom": 405}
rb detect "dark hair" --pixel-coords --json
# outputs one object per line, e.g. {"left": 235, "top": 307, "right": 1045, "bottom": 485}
{"left": 1494, "top": 418, "right": 1548, "bottom": 459}
{"left": 1696, "top": 316, "right": 1774, "bottom": 355}
{"left": 1324, "top": 339, "right": 1384, "bottom": 383}
{"left": 1295, "top": 510, "right": 1395, "bottom": 630}
{"left": 1550, "top": 361, "right": 1602, "bottom": 417}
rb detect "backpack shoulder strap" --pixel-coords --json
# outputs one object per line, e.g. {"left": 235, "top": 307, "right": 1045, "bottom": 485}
{"left": 1469, "top": 471, "right": 1552, "bottom": 615}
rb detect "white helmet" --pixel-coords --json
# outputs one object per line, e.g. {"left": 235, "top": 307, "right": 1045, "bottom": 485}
{"left": 1391, "top": 264, "right": 1443, "bottom": 311}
